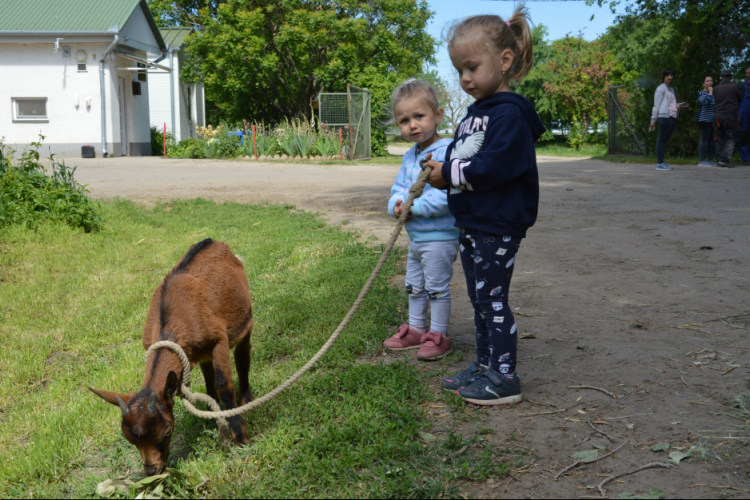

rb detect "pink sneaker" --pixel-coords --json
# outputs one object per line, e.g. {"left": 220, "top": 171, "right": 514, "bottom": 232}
{"left": 416, "top": 331, "right": 453, "bottom": 361}
{"left": 383, "top": 324, "right": 425, "bottom": 350}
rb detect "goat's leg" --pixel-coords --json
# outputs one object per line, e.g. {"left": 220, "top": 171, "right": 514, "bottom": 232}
{"left": 234, "top": 334, "right": 252, "bottom": 405}
{"left": 212, "top": 341, "right": 249, "bottom": 445}
{"left": 199, "top": 361, "right": 221, "bottom": 405}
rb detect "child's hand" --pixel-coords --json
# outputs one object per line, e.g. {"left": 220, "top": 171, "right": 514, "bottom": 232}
{"left": 424, "top": 159, "right": 447, "bottom": 188}
{"left": 394, "top": 200, "right": 412, "bottom": 222}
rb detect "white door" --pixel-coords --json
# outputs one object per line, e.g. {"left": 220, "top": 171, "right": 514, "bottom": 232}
{"left": 118, "top": 77, "right": 128, "bottom": 156}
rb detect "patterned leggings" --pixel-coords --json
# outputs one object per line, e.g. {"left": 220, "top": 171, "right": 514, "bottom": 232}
{"left": 458, "top": 229, "right": 521, "bottom": 374}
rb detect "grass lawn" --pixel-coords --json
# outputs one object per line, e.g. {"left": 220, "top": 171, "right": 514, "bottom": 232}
{"left": 534, "top": 140, "right": 606, "bottom": 158}
{"left": 0, "top": 200, "right": 519, "bottom": 498}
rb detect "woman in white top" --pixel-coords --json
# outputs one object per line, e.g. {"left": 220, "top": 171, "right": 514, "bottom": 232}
{"left": 649, "top": 68, "right": 687, "bottom": 171}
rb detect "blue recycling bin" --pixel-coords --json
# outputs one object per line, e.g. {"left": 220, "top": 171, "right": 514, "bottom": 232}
{"left": 228, "top": 131, "right": 244, "bottom": 145}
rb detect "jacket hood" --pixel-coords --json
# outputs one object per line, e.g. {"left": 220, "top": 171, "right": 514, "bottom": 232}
{"left": 468, "top": 92, "right": 546, "bottom": 142}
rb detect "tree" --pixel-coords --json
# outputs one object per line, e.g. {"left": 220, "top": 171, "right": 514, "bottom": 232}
{"left": 147, "top": 0, "right": 220, "bottom": 27}
{"left": 438, "top": 77, "right": 474, "bottom": 133}
{"left": 542, "top": 36, "right": 616, "bottom": 149}
{"left": 514, "top": 24, "right": 557, "bottom": 141}
{"left": 178, "top": 0, "right": 436, "bottom": 130}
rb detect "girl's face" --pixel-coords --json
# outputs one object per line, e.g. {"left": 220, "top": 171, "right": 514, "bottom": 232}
{"left": 394, "top": 97, "right": 444, "bottom": 150}
{"left": 449, "top": 37, "right": 514, "bottom": 100}
{"left": 704, "top": 77, "right": 713, "bottom": 90}
{"left": 664, "top": 74, "right": 674, "bottom": 86}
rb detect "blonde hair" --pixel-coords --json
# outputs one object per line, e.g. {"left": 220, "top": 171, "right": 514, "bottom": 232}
{"left": 390, "top": 78, "right": 441, "bottom": 119}
{"left": 445, "top": 5, "right": 534, "bottom": 83}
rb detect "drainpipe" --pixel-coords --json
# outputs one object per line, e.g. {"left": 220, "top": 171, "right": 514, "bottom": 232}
{"left": 169, "top": 48, "right": 176, "bottom": 139}
{"left": 153, "top": 48, "right": 167, "bottom": 64}
{"left": 100, "top": 34, "right": 119, "bottom": 157}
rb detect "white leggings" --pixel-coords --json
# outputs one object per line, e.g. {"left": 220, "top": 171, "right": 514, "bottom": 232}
{"left": 405, "top": 239, "right": 459, "bottom": 333}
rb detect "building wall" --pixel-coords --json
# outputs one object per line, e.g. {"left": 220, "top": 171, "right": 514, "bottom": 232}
{"left": 147, "top": 55, "right": 172, "bottom": 136}
{"left": 147, "top": 49, "right": 206, "bottom": 142}
{"left": 0, "top": 42, "right": 152, "bottom": 157}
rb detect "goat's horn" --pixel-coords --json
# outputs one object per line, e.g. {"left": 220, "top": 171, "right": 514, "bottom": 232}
{"left": 116, "top": 395, "right": 129, "bottom": 416}
{"left": 148, "top": 392, "right": 157, "bottom": 416}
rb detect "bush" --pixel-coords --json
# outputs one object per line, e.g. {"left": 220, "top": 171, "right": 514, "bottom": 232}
{"left": 0, "top": 136, "right": 104, "bottom": 232}
{"left": 150, "top": 126, "right": 175, "bottom": 156}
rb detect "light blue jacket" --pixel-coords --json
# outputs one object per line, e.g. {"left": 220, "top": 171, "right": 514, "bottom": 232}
{"left": 387, "top": 139, "right": 460, "bottom": 242}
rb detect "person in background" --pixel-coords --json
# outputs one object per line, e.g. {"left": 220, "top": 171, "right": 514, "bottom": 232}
{"left": 738, "top": 66, "right": 750, "bottom": 166}
{"left": 649, "top": 68, "right": 687, "bottom": 171}
{"left": 713, "top": 68, "right": 745, "bottom": 168}
{"left": 696, "top": 76, "right": 716, "bottom": 167}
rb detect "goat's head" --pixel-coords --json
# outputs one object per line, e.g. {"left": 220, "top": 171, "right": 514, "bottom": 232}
{"left": 90, "top": 371, "right": 180, "bottom": 475}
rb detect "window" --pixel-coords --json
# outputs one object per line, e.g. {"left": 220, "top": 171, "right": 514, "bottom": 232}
{"left": 13, "top": 98, "right": 48, "bottom": 122}
{"left": 77, "top": 62, "right": 87, "bottom": 72}
{"left": 132, "top": 81, "right": 142, "bottom": 96}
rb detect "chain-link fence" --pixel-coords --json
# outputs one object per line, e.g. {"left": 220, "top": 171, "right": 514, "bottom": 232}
{"left": 608, "top": 85, "right": 646, "bottom": 156}
{"left": 318, "top": 84, "right": 371, "bottom": 160}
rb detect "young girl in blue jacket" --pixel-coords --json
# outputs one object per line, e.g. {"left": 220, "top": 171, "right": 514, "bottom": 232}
{"left": 383, "top": 79, "right": 459, "bottom": 361}
{"left": 425, "top": 7, "right": 546, "bottom": 405}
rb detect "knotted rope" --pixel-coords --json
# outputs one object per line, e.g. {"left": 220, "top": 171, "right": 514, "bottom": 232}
{"left": 144, "top": 165, "right": 433, "bottom": 427}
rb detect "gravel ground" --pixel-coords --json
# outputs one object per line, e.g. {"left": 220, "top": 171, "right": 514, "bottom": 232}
{"left": 73, "top": 155, "right": 750, "bottom": 498}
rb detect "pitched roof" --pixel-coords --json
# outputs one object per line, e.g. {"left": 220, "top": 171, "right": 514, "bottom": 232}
{"left": 0, "top": 0, "right": 164, "bottom": 49}
{"left": 160, "top": 28, "right": 191, "bottom": 49}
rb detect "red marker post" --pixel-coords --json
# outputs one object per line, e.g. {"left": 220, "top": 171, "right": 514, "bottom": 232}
{"left": 339, "top": 128, "right": 343, "bottom": 160}
{"left": 163, "top": 123, "right": 167, "bottom": 157}
{"left": 253, "top": 125, "right": 257, "bottom": 159}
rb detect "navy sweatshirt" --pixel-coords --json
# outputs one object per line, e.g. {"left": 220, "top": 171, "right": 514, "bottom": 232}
{"left": 441, "top": 92, "right": 546, "bottom": 238}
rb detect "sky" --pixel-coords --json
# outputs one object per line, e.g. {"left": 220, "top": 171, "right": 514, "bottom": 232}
{"left": 425, "top": 0, "right": 618, "bottom": 80}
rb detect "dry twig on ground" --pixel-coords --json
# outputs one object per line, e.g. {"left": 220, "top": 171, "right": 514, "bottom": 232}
{"left": 589, "top": 420, "right": 616, "bottom": 442}
{"left": 597, "top": 462, "right": 671, "bottom": 497}
{"left": 554, "top": 440, "right": 629, "bottom": 481}
{"left": 568, "top": 385, "right": 615, "bottom": 398}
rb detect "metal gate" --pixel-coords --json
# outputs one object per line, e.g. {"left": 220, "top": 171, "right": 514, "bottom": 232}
{"left": 608, "top": 85, "right": 646, "bottom": 156}
{"left": 318, "top": 84, "right": 371, "bottom": 160}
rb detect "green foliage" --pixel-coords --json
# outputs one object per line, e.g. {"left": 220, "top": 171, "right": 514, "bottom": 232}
{"left": 514, "top": 24, "right": 558, "bottom": 140}
{"left": 0, "top": 136, "right": 104, "bottom": 232}
{"left": 150, "top": 126, "right": 175, "bottom": 156}
{"left": 312, "top": 126, "right": 342, "bottom": 158}
{"left": 180, "top": 0, "right": 435, "bottom": 124}
{"left": 542, "top": 36, "right": 617, "bottom": 150}
{"left": 168, "top": 138, "right": 201, "bottom": 158}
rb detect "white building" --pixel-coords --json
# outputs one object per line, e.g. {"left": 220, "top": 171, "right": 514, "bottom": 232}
{"left": 0, "top": 0, "right": 169, "bottom": 157}
{"left": 148, "top": 28, "right": 205, "bottom": 141}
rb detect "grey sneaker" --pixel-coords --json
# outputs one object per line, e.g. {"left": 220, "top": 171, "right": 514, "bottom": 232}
{"left": 656, "top": 163, "right": 673, "bottom": 171}
{"left": 441, "top": 361, "right": 488, "bottom": 391}
{"left": 457, "top": 370, "right": 523, "bottom": 406}
{"left": 717, "top": 161, "right": 735, "bottom": 168}
{"left": 698, "top": 161, "right": 713, "bottom": 167}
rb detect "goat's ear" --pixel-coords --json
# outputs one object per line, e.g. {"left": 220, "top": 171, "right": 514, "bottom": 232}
{"left": 163, "top": 371, "right": 179, "bottom": 403}
{"left": 89, "top": 387, "right": 133, "bottom": 407}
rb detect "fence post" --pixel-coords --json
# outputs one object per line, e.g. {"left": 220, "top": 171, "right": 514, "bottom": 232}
{"left": 253, "top": 125, "right": 257, "bottom": 159}
{"left": 339, "top": 128, "right": 343, "bottom": 160}
{"left": 163, "top": 123, "right": 167, "bottom": 157}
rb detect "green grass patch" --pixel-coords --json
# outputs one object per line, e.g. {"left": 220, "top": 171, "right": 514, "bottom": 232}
{"left": 534, "top": 140, "right": 606, "bottom": 158}
{"left": 0, "top": 200, "right": 518, "bottom": 498}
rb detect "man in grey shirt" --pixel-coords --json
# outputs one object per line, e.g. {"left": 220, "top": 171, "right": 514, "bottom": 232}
{"left": 713, "top": 68, "right": 745, "bottom": 168}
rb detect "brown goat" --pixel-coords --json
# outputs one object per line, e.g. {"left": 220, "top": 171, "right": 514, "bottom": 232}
{"left": 90, "top": 238, "right": 253, "bottom": 475}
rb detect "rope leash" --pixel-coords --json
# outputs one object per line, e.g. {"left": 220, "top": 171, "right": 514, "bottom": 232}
{"left": 144, "top": 165, "right": 433, "bottom": 423}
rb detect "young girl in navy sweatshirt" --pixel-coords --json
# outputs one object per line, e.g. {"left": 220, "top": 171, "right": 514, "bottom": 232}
{"left": 424, "top": 6, "right": 546, "bottom": 405}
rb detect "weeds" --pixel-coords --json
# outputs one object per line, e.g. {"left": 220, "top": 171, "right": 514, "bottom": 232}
{"left": 0, "top": 135, "right": 103, "bottom": 232}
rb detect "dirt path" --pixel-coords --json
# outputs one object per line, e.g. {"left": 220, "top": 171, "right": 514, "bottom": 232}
{"left": 74, "top": 156, "right": 750, "bottom": 498}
